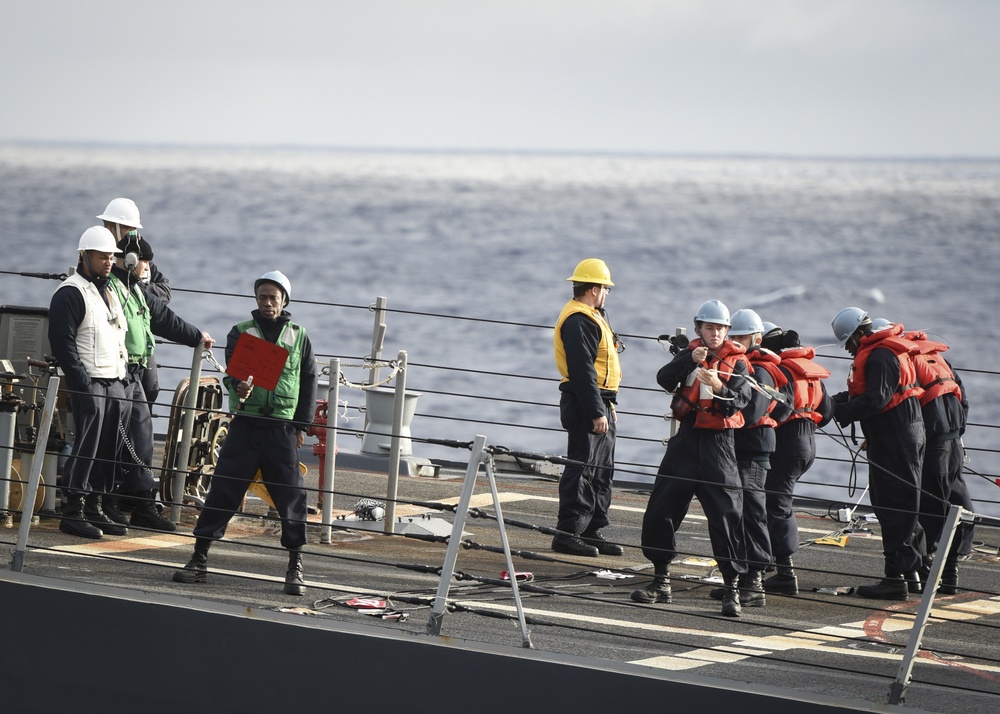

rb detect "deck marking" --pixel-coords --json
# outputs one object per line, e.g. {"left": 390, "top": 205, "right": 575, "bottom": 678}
{"left": 631, "top": 655, "right": 708, "bottom": 671}
{"left": 677, "top": 647, "right": 756, "bottom": 663}
{"left": 50, "top": 534, "right": 190, "bottom": 555}
{"left": 809, "top": 625, "right": 867, "bottom": 638}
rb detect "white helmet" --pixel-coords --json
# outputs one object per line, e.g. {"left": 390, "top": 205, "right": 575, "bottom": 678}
{"left": 254, "top": 270, "right": 292, "bottom": 307}
{"left": 870, "top": 318, "right": 892, "bottom": 331}
{"left": 77, "top": 226, "right": 119, "bottom": 253}
{"left": 96, "top": 198, "right": 143, "bottom": 229}
{"left": 729, "top": 308, "right": 764, "bottom": 336}
{"left": 694, "top": 299, "right": 731, "bottom": 327}
{"left": 831, "top": 307, "right": 870, "bottom": 347}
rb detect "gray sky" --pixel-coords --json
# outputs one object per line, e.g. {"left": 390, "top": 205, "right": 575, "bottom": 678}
{"left": 3, "top": 0, "right": 998, "bottom": 157}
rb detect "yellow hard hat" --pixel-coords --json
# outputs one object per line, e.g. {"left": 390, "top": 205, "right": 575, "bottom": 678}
{"left": 566, "top": 258, "right": 614, "bottom": 286}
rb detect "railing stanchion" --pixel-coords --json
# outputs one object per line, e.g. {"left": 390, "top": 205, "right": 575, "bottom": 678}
{"left": 170, "top": 348, "right": 203, "bottom": 523}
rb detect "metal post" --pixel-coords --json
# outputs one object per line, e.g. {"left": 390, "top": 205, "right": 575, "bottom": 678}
{"left": 0, "top": 408, "right": 16, "bottom": 524}
{"left": 11, "top": 375, "right": 59, "bottom": 571}
{"left": 170, "top": 348, "right": 204, "bottom": 523}
{"left": 889, "top": 504, "right": 966, "bottom": 705}
{"left": 482, "top": 454, "right": 533, "bottom": 648}
{"left": 320, "top": 358, "right": 340, "bottom": 545}
{"left": 367, "top": 296, "right": 387, "bottom": 387}
{"left": 428, "top": 434, "right": 487, "bottom": 636}
{"left": 41, "top": 452, "right": 57, "bottom": 512}
{"left": 384, "top": 350, "right": 406, "bottom": 535}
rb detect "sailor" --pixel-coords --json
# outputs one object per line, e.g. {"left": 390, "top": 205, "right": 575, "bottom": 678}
{"left": 173, "top": 271, "right": 317, "bottom": 595}
{"left": 633, "top": 299, "right": 752, "bottom": 617}
{"left": 551, "top": 258, "right": 624, "bottom": 557}
{"left": 48, "top": 227, "right": 130, "bottom": 539}
{"left": 885, "top": 320, "right": 973, "bottom": 594}
{"left": 830, "top": 308, "right": 925, "bottom": 600}
{"left": 106, "top": 233, "right": 214, "bottom": 531}
{"left": 759, "top": 322, "right": 833, "bottom": 595}
{"left": 708, "top": 309, "right": 787, "bottom": 608}
{"left": 98, "top": 198, "right": 171, "bottom": 406}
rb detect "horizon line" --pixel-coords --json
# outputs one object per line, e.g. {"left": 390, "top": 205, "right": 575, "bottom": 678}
{"left": 2, "top": 138, "right": 998, "bottom": 163}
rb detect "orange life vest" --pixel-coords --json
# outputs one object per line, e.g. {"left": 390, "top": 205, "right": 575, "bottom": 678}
{"left": 779, "top": 346, "right": 831, "bottom": 424}
{"left": 747, "top": 348, "right": 787, "bottom": 429}
{"left": 671, "top": 338, "right": 749, "bottom": 430}
{"left": 902, "top": 330, "right": 962, "bottom": 407}
{"left": 847, "top": 324, "right": 923, "bottom": 411}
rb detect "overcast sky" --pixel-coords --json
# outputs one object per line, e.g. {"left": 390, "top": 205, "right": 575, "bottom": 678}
{"left": 3, "top": 0, "right": 998, "bottom": 157}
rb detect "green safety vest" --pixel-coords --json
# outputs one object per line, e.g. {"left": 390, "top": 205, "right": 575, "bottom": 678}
{"left": 228, "top": 319, "right": 305, "bottom": 420}
{"left": 109, "top": 275, "right": 155, "bottom": 366}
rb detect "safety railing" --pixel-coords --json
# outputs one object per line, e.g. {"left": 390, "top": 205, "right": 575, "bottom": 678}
{"left": 1, "top": 275, "right": 999, "bottom": 711}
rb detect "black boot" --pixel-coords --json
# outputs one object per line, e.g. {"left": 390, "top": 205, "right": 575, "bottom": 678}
{"left": 284, "top": 549, "right": 305, "bottom": 596}
{"left": 740, "top": 570, "right": 766, "bottom": 607}
{"left": 173, "top": 538, "right": 211, "bottom": 583}
{"left": 84, "top": 492, "right": 127, "bottom": 536}
{"left": 917, "top": 554, "right": 934, "bottom": 583}
{"left": 551, "top": 533, "right": 599, "bottom": 557}
{"left": 631, "top": 573, "right": 671, "bottom": 604}
{"left": 763, "top": 557, "right": 798, "bottom": 594}
{"left": 939, "top": 553, "right": 959, "bottom": 595}
{"left": 102, "top": 493, "right": 130, "bottom": 526}
{"left": 581, "top": 528, "right": 624, "bottom": 556}
{"left": 59, "top": 494, "right": 104, "bottom": 539}
{"left": 721, "top": 576, "right": 742, "bottom": 617}
{"left": 905, "top": 570, "right": 923, "bottom": 594}
{"left": 856, "top": 574, "right": 908, "bottom": 600}
{"left": 130, "top": 490, "right": 177, "bottom": 532}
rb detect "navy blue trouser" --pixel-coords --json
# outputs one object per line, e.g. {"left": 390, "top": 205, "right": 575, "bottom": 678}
{"left": 765, "top": 420, "right": 817, "bottom": 561}
{"left": 193, "top": 416, "right": 307, "bottom": 549}
{"left": 557, "top": 392, "right": 616, "bottom": 535}
{"left": 919, "top": 436, "right": 974, "bottom": 558}
{"left": 738, "top": 459, "right": 771, "bottom": 571}
{"left": 117, "top": 373, "right": 156, "bottom": 493}
{"left": 868, "top": 425, "right": 925, "bottom": 576}
{"left": 63, "top": 380, "right": 129, "bottom": 496}
{"left": 640, "top": 425, "right": 745, "bottom": 581}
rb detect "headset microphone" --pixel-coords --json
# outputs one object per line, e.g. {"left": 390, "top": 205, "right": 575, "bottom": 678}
{"left": 124, "top": 252, "right": 139, "bottom": 271}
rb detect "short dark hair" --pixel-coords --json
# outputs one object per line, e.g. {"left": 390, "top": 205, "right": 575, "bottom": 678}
{"left": 573, "top": 282, "right": 599, "bottom": 298}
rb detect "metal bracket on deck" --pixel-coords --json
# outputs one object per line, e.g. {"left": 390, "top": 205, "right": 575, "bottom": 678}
{"left": 889, "top": 504, "right": 975, "bottom": 705}
{"left": 426, "top": 434, "right": 533, "bottom": 648}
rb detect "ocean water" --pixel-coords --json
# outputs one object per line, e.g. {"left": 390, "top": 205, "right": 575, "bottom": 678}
{"left": 2, "top": 144, "right": 999, "bottom": 517}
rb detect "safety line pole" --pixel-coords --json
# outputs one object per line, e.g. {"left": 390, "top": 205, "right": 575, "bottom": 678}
{"left": 367, "top": 296, "right": 387, "bottom": 387}
{"left": 320, "top": 358, "right": 339, "bottom": 544}
{"left": 170, "top": 347, "right": 203, "bottom": 523}
{"left": 384, "top": 350, "right": 406, "bottom": 534}
{"left": 11, "top": 375, "right": 59, "bottom": 572}
{"left": 483, "top": 453, "right": 533, "bottom": 648}
{"left": 427, "top": 434, "right": 487, "bottom": 636}
{"left": 0, "top": 400, "right": 17, "bottom": 522}
{"left": 889, "top": 504, "right": 967, "bottom": 705}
